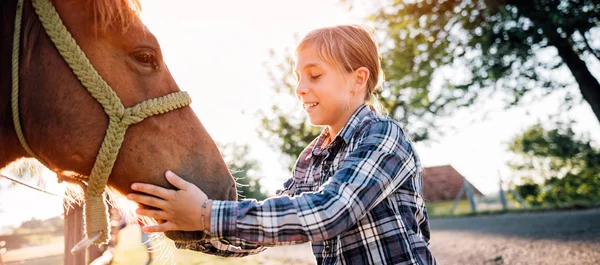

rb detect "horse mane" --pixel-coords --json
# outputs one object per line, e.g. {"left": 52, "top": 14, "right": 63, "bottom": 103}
{"left": 89, "top": 0, "right": 142, "bottom": 31}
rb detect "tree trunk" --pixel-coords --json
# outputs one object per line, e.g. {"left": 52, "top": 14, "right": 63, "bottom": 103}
{"left": 549, "top": 33, "right": 600, "bottom": 123}
{"left": 517, "top": 2, "right": 600, "bottom": 123}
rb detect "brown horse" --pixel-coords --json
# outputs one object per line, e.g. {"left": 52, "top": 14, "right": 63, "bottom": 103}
{"left": 0, "top": 0, "right": 237, "bottom": 243}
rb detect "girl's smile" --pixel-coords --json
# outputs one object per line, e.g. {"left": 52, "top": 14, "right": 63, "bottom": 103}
{"left": 302, "top": 102, "right": 319, "bottom": 112}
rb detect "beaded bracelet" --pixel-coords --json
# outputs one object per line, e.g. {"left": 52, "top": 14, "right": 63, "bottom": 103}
{"left": 201, "top": 199, "right": 212, "bottom": 233}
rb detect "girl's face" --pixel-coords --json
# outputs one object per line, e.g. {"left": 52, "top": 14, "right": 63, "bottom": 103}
{"left": 294, "top": 45, "right": 367, "bottom": 135}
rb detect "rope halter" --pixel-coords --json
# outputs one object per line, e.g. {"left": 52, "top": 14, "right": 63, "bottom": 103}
{"left": 11, "top": 0, "right": 192, "bottom": 245}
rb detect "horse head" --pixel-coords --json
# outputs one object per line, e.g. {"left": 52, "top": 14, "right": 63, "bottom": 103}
{"left": 0, "top": 0, "right": 237, "bottom": 243}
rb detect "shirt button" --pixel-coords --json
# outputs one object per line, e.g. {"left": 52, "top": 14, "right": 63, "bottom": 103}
{"left": 324, "top": 244, "right": 331, "bottom": 252}
{"left": 324, "top": 162, "right": 332, "bottom": 173}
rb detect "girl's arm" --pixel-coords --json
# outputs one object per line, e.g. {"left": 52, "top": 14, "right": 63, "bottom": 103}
{"left": 207, "top": 119, "right": 419, "bottom": 246}
{"left": 128, "top": 119, "right": 419, "bottom": 248}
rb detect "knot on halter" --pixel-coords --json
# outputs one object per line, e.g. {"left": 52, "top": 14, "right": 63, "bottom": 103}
{"left": 84, "top": 195, "right": 110, "bottom": 243}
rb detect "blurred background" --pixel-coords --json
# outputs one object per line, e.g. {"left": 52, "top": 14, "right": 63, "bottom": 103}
{"left": 1, "top": 0, "right": 599, "bottom": 264}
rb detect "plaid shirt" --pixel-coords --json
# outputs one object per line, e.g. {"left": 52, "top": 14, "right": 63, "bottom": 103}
{"left": 178, "top": 104, "right": 437, "bottom": 265}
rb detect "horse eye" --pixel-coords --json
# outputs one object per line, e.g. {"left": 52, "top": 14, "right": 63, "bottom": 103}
{"left": 132, "top": 51, "right": 158, "bottom": 68}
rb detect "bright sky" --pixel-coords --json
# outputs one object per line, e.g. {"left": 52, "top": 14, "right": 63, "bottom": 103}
{"left": 2, "top": 0, "right": 600, "bottom": 229}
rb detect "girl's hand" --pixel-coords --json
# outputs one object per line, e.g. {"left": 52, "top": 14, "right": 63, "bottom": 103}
{"left": 127, "top": 170, "right": 208, "bottom": 233}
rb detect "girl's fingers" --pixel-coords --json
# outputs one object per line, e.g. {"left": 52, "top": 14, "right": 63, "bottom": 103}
{"left": 136, "top": 208, "right": 169, "bottom": 220}
{"left": 130, "top": 183, "right": 174, "bottom": 200}
{"left": 165, "top": 170, "right": 190, "bottom": 190}
{"left": 142, "top": 222, "right": 177, "bottom": 233}
{"left": 127, "top": 193, "right": 168, "bottom": 209}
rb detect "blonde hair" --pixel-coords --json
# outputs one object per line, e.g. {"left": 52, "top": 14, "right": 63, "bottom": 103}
{"left": 296, "top": 24, "right": 386, "bottom": 113}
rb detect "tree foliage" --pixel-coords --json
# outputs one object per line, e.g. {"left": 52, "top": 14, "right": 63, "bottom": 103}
{"left": 507, "top": 121, "right": 600, "bottom": 205}
{"left": 368, "top": 0, "right": 600, "bottom": 138}
{"left": 218, "top": 143, "right": 270, "bottom": 201}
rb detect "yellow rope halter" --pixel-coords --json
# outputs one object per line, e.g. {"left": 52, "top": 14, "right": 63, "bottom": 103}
{"left": 11, "top": 0, "right": 192, "bottom": 244}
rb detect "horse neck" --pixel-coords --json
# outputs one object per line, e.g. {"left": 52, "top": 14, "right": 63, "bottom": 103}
{"left": 1, "top": 0, "right": 29, "bottom": 167}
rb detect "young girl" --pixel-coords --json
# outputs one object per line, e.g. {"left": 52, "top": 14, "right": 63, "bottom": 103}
{"left": 127, "top": 24, "right": 437, "bottom": 265}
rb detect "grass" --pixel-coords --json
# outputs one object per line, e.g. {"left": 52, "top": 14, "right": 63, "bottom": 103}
{"left": 426, "top": 199, "right": 474, "bottom": 217}
{"left": 427, "top": 199, "right": 600, "bottom": 219}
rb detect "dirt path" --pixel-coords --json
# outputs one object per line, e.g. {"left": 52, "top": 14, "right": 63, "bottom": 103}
{"left": 429, "top": 208, "right": 600, "bottom": 265}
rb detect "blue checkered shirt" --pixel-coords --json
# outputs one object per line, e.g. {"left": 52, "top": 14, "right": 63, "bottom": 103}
{"left": 178, "top": 104, "right": 437, "bottom": 264}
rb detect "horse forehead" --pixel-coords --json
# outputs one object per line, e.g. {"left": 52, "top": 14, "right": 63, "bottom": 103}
{"left": 52, "top": 0, "right": 150, "bottom": 40}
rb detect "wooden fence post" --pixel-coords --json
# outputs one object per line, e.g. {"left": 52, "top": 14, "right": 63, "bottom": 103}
{"left": 64, "top": 202, "right": 85, "bottom": 265}
{"left": 64, "top": 202, "right": 103, "bottom": 264}
{"left": 88, "top": 245, "right": 103, "bottom": 263}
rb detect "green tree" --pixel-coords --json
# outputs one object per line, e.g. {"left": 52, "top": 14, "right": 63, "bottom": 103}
{"left": 507, "top": 121, "right": 600, "bottom": 205}
{"left": 218, "top": 143, "right": 270, "bottom": 201}
{"left": 366, "top": 0, "right": 600, "bottom": 138}
{"left": 512, "top": 180, "right": 541, "bottom": 205}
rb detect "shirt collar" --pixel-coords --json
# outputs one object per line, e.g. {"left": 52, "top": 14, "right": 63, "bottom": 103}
{"left": 308, "top": 104, "right": 373, "bottom": 158}
{"left": 337, "top": 104, "right": 373, "bottom": 144}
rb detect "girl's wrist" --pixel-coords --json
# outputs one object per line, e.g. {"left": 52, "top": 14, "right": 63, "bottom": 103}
{"left": 201, "top": 199, "right": 212, "bottom": 233}
{"left": 206, "top": 200, "right": 212, "bottom": 231}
